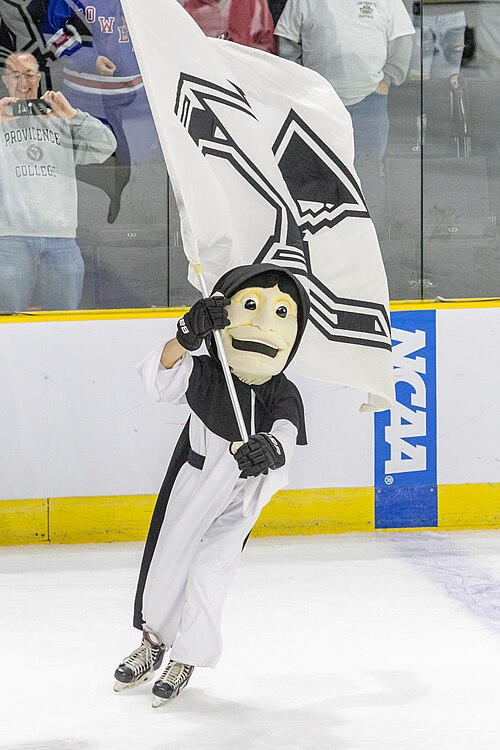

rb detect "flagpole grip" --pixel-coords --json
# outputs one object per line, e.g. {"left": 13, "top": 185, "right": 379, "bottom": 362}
{"left": 196, "top": 266, "right": 249, "bottom": 443}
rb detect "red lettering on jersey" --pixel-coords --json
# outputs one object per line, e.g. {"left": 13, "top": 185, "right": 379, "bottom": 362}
{"left": 85, "top": 6, "right": 96, "bottom": 23}
{"left": 98, "top": 16, "right": 115, "bottom": 34}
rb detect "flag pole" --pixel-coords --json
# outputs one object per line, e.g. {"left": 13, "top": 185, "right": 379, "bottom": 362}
{"left": 194, "top": 263, "right": 249, "bottom": 443}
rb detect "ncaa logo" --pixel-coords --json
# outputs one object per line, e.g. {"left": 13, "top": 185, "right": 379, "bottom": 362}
{"left": 385, "top": 326, "right": 427, "bottom": 478}
{"left": 374, "top": 310, "right": 437, "bottom": 529}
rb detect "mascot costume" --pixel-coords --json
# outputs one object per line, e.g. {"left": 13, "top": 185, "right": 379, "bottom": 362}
{"left": 114, "top": 263, "right": 309, "bottom": 707}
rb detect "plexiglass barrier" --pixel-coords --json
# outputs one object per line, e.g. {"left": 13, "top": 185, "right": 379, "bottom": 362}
{"left": 0, "top": 0, "right": 498, "bottom": 310}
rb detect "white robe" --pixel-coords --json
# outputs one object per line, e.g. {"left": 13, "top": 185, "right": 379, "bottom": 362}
{"left": 137, "top": 346, "right": 298, "bottom": 668}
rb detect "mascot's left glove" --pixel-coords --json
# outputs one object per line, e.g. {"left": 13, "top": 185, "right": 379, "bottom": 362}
{"left": 233, "top": 433, "right": 286, "bottom": 478}
{"left": 176, "top": 295, "right": 230, "bottom": 351}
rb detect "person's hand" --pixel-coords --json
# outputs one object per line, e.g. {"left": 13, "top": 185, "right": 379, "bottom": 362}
{"left": 41, "top": 91, "right": 77, "bottom": 119}
{"left": 176, "top": 295, "right": 230, "bottom": 351}
{"left": 232, "top": 433, "right": 285, "bottom": 478}
{"left": 375, "top": 80, "right": 390, "bottom": 95}
{"left": 96, "top": 55, "right": 116, "bottom": 76}
{"left": 0, "top": 96, "right": 19, "bottom": 120}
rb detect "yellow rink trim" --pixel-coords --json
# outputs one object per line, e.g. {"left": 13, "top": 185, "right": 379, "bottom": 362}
{"left": 48, "top": 494, "right": 158, "bottom": 545}
{"left": 0, "top": 489, "right": 373, "bottom": 545}
{"left": 1, "top": 483, "right": 500, "bottom": 545}
{"left": 0, "top": 308, "right": 187, "bottom": 324}
{"left": 252, "top": 488, "right": 374, "bottom": 536}
{"left": 0, "top": 499, "right": 48, "bottom": 545}
{"left": 438, "top": 483, "right": 500, "bottom": 530}
{"left": 0, "top": 296, "right": 498, "bottom": 327}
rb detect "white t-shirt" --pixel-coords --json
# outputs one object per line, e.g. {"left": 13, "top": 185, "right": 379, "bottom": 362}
{"left": 275, "top": 0, "right": 415, "bottom": 105}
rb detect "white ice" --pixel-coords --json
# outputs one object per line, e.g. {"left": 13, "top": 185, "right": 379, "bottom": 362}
{"left": 2, "top": 531, "right": 500, "bottom": 750}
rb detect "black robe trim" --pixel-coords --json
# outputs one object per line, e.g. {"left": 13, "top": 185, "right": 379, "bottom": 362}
{"left": 133, "top": 420, "right": 191, "bottom": 630}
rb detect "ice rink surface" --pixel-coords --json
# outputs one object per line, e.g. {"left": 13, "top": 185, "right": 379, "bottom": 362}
{"left": 3, "top": 531, "right": 500, "bottom": 750}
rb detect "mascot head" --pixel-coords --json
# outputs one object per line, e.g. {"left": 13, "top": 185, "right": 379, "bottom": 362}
{"left": 208, "top": 264, "right": 309, "bottom": 385}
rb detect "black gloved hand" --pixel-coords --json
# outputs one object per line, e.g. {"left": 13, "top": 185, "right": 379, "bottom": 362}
{"left": 233, "top": 433, "right": 286, "bottom": 478}
{"left": 176, "top": 295, "right": 230, "bottom": 351}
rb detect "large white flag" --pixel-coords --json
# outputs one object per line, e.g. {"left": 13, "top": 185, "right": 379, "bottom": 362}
{"left": 121, "top": 0, "right": 394, "bottom": 410}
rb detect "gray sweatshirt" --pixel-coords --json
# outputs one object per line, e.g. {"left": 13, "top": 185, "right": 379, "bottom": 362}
{"left": 0, "top": 110, "right": 117, "bottom": 238}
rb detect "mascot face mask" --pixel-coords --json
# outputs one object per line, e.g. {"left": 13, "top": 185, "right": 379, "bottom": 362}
{"left": 221, "top": 284, "right": 298, "bottom": 385}
{"left": 208, "top": 264, "right": 309, "bottom": 387}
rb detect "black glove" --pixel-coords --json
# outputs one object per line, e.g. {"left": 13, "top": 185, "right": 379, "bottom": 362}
{"left": 176, "top": 295, "right": 230, "bottom": 351}
{"left": 233, "top": 433, "right": 286, "bottom": 478}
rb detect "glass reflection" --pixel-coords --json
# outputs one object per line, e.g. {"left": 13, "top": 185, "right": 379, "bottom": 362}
{"left": 1, "top": 0, "right": 499, "bottom": 309}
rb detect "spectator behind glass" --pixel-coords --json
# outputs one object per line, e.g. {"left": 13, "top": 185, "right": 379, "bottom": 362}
{"left": 0, "top": 1, "right": 52, "bottom": 85}
{"left": 43, "top": 0, "right": 165, "bottom": 223}
{"left": 178, "top": 0, "right": 276, "bottom": 53}
{"left": 0, "top": 52, "right": 116, "bottom": 312}
{"left": 266, "top": 1, "right": 288, "bottom": 26}
{"left": 408, "top": 1, "right": 465, "bottom": 82}
{"left": 275, "top": 0, "right": 414, "bottom": 225}
{"left": 473, "top": 2, "right": 500, "bottom": 79}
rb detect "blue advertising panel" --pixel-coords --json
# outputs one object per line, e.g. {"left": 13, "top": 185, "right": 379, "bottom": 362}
{"left": 374, "top": 309, "right": 437, "bottom": 529}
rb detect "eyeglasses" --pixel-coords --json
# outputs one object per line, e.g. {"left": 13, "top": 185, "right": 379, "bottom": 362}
{"left": 3, "top": 71, "right": 40, "bottom": 80}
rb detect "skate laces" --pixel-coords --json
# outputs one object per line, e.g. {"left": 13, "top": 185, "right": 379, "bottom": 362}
{"left": 121, "top": 641, "right": 153, "bottom": 678}
{"left": 157, "top": 660, "right": 192, "bottom": 689}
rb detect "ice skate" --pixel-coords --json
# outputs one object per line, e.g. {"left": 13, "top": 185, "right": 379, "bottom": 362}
{"left": 151, "top": 660, "right": 194, "bottom": 707}
{"left": 114, "top": 629, "right": 165, "bottom": 692}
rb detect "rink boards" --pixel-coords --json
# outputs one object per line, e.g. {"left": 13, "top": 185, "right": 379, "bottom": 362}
{"left": 0, "top": 300, "right": 499, "bottom": 545}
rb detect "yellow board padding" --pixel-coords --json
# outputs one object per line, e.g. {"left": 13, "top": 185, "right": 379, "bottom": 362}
{"left": 438, "top": 483, "right": 500, "bottom": 529}
{"left": 0, "top": 296, "right": 499, "bottom": 326}
{"left": 0, "top": 488, "right": 373, "bottom": 545}
{"left": 2, "top": 483, "right": 500, "bottom": 545}
{"left": 390, "top": 298, "right": 500, "bottom": 311}
{"left": 48, "top": 494, "right": 157, "bottom": 545}
{"left": 48, "top": 488, "right": 374, "bottom": 544}
{"left": 0, "top": 499, "right": 48, "bottom": 546}
{"left": 252, "top": 487, "right": 374, "bottom": 536}
{"left": 0, "top": 308, "right": 186, "bottom": 325}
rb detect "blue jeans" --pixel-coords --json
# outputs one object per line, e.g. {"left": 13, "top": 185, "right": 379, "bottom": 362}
{"left": 0, "top": 236, "right": 84, "bottom": 312}
{"left": 410, "top": 12, "right": 466, "bottom": 79}
{"left": 346, "top": 91, "right": 390, "bottom": 221}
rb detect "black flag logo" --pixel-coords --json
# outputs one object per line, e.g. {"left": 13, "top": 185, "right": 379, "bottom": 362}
{"left": 175, "top": 73, "right": 391, "bottom": 351}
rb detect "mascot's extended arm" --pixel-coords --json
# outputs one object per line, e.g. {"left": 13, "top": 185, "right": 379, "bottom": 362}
{"left": 176, "top": 295, "right": 230, "bottom": 351}
{"left": 159, "top": 295, "right": 230, "bottom": 369}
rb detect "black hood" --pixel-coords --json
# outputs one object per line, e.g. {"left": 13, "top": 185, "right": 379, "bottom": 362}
{"left": 207, "top": 263, "right": 310, "bottom": 370}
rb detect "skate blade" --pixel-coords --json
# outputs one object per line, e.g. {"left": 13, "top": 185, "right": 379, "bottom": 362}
{"left": 152, "top": 695, "right": 171, "bottom": 708}
{"left": 151, "top": 684, "right": 185, "bottom": 708}
{"left": 113, "top": 671, "right": 154, "bottom": 693}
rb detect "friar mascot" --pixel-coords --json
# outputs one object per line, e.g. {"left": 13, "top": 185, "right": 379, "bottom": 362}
{"left": 114, "top": 263, "right": 310, "bottom": 707}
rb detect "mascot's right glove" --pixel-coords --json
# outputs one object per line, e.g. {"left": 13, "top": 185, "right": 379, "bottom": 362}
{"left": 176, "top": 295, "right": 230, "bottom": 351}
{"left": 233, "top": 433, "right": 286, "bottom": 478}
